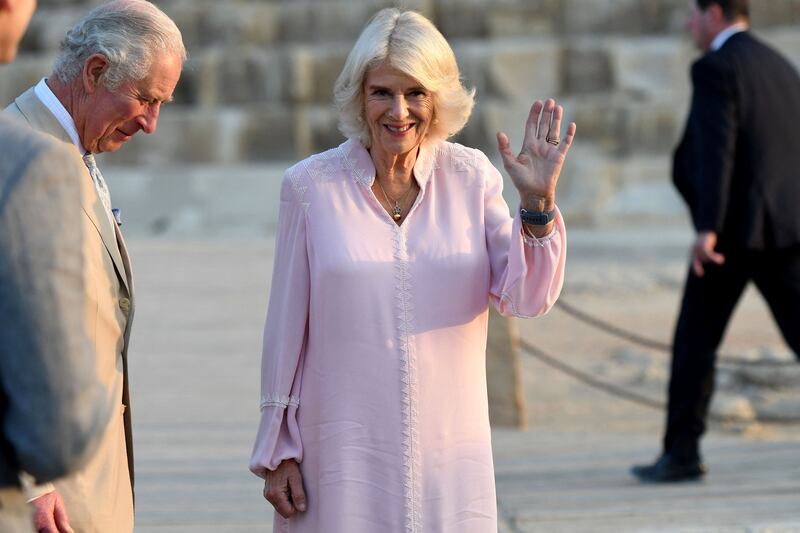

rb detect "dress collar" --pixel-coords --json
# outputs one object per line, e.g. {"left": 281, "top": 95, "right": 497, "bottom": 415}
{"left": 340, "top": 137, "right": 439, "bottom": 190}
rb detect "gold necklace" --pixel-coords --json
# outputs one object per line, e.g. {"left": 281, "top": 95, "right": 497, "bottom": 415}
{"left": 376, "top": 178, "right": 415, "bottom": 221}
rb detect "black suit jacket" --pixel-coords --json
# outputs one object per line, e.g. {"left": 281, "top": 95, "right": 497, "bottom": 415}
{"left": 673, "top": 31, "right": 800, "bottom": 250}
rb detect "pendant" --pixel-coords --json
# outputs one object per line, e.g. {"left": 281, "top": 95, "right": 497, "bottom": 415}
{"left": 392, "top": 202, "right": 402, "bottom": 221}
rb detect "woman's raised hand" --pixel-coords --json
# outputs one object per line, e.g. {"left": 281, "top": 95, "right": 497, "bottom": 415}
{"left": 496, "top": 99, "right": 576, "bottom": 210}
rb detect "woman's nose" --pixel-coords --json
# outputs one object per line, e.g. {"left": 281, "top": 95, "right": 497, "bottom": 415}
{"left": 389, "top": 95, "right": 409, "bottom": 120}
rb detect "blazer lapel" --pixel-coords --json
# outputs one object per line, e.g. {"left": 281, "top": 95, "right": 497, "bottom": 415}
{"left": 10, "top": 86, "right": 131, "bottom": 293}
{"left": 81, "top": 191, "right": 130, "bottom": 294}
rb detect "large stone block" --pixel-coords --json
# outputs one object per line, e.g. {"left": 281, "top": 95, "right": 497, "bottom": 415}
{"left": 308, "top": 44, "right": 351, "bottom": 104}
{"left": 163, "top": 1, "right": 281, "bottom": 48}
{"left": 761, "top": 27, "right": 800, "bottom": 72}
{"left": 559, "top": 93, "right": 685, "bottom": 155}
{"left": 451, "top": 104, "right": 494, "bottom": 156}
{"left": 604, "top": 155, "right": 685, "bottom": 224}
{"left": 564, "top": 94, "right": 629, "bottom": 153}
{"left": 561, "top": 0, "right": 686, "bottom": 35}
{"left": 562, "top": 40, "right": 614, "bottom": 94}
{"left": 547, "top": 142, "right": 618, "bottom": 227}
{"left": 433, "top": 0, "right": 492, "bottom": 39}
{"left": 102, "top": 162, "right": 287, "bottom": 238}
{"left": 452, "top": 41, "right": 492, "bottom": 100}
{"left": 307, "top": 104, "right": 346, "bottom": 155}
{"left": 623, "top": 99, "right": 686, "bottom": 153}
{"left": 100, "top": 107, "right": 235, "bottom": 166}
{"left": 751, "top": 0, "right": 800, "bottom": 28}
{"left": 239, "top": 105, "right": 305, "bottom": 161}
{"left": 486, "top": 0, "right": 561, "bottom": 38}
{"left": 609, "top": 36, "right": 692, "bottom": 99}
{"left": 278, "top": 0, "right": 431, "bottom": 44}
{"left": 0, "top": 55, "right": 54, "bottom": 108}
{"left": 435, "top": 0, "right": 557, "bottom": 39}
{"left": 173, "top": 47, "right": 292, "bottom": 107}
{"left": 18, "top": 7, "right": 84, "bottom": 54}
{"left": 285, "top": 46, "right": 314, "bottom": 104}
{"left": 485, "top": 39, "right": 562, "bottom": 100}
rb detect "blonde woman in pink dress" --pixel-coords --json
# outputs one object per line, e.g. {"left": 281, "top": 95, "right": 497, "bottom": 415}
{"left": 250, "top": 8, "right": 576, "bottom": 532}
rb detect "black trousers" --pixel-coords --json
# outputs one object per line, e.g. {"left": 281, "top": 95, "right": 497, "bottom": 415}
{"left": 664, "top": 247, "right": 800, "bottom": 461}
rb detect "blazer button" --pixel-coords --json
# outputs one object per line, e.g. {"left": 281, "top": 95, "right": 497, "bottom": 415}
{"left": 119, "top": 297, "right": 131, "bottom": 312}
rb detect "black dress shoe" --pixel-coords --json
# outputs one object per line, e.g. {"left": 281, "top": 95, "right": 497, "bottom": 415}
{"left": 631, "top": 453, "right": 707, "bottom": 482}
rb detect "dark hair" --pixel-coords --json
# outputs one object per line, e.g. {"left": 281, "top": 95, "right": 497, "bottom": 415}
{"left": 696, "top": 0, "right": 749, "bottom": 21}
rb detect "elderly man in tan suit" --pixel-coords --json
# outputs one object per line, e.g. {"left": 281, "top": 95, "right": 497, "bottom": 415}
{"left": 1, "top": 1, "right": 114, "bottom": 531}
{"left": 4, "top": 1, "right": 185, "bottom": 531}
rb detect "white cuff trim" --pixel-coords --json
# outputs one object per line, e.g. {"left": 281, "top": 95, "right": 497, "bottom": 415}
{"left": 260, "top": 393, "right": 300, "bottom": 410}
{"left": 522, "top": 224, "right": 558, "bottom": 247}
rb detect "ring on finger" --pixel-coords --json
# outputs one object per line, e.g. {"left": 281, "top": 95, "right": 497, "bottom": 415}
{"left": 546, "top": 136, "right": 560, "bottom": 145}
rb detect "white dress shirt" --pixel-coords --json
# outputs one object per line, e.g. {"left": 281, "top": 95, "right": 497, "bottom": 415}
{"left": 711, "top": 22, "right": 748, "bottom": 51}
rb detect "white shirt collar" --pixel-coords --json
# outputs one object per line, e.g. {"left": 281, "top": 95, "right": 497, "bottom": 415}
{"left": 33, "top": 78, "right": 87, "bottom": 154}
{"left": 711, "top": 22, "right": 748, "bottom": 51}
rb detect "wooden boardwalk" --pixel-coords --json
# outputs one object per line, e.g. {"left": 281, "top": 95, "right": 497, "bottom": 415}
{"left": 128, "top": 240, "right": 800, "bottom": 532}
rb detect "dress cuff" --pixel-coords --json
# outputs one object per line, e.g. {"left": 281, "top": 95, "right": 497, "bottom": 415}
{"left": 516, "top": 206, "right": 561, "bottom": 247}
{"left": 260, "top": 393, "right": 300, "bottom": 410}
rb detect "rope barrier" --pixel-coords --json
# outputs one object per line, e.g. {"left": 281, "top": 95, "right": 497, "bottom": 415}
{"left": 517, "top": 338, "right": 800, "bottom": 425}
{"left": 555, "top": 299, "right": 797, "bottom": 368}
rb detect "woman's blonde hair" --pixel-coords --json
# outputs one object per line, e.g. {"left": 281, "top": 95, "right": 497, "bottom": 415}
{"left": 333, "top": 8, "right": 475, "bottom": 147}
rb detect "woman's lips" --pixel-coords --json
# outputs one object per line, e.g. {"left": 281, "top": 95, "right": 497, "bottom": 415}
{"left": 384, "top": 123, "right": 414, "bottom": 135}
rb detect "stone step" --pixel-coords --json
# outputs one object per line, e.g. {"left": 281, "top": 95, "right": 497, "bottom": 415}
{"left": 100, "top": 149, "right": 683, "bottom": 240}
{"left": 17, "top": 0, "right": 800, "bottom": 56}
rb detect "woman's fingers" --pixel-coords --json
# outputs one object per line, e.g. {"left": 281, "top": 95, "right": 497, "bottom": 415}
{"left": 288, "top": 470, "right": 307, "bottom": 512}
{"left": 558, "top": 121, "right": 577, "bottom": 155}
{"left": 547, "top": 104, "right": 563, "bottom": 143}
{"left": 496, "top": 131, "right": 519, "bottom": 174}
{"left": 537, "top": 99, "right": 556, "bottom": 141}
{"left": 264, "top": 479, "right": 294, "bottom": 518}
{"left": 522, "top": 100, "right": 544, "bottom": 146}
{"left": 264, "top": 460, "right": 307, "bottom": 518}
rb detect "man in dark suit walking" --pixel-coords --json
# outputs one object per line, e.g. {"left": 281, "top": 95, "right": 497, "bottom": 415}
{"left": 632, "top": 0, "right": 800, "bottom": 482}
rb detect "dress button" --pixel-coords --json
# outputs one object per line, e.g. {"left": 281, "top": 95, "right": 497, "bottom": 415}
{"left": 119, "top": 297, "right": 130, "bottom": 312}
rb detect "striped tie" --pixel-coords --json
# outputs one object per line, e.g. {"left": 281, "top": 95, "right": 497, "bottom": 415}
{"left": 82, "top": 152, "right": 115, "bottom": 224}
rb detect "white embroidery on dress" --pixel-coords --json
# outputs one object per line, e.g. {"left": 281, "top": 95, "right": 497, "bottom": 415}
{"left": 340, "top": 140, "right": 373, "bottom": 187}
{"left": 391, "top": 224, "right": 422, "bottom": 533}
{"left": 260, "top": 393, "right": 300, "bottom": 410}
{"left": 449, "top": 144, "right": 478, "bottom": 173}
{"left": 287, "top": 145, "right": 343, "bottom": 213}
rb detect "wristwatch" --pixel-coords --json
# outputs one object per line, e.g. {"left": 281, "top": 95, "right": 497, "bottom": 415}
{"left": 520, "top": 207, "right": 555, "bottom": 226}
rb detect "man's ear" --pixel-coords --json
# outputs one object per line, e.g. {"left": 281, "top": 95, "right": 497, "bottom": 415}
{"left": 708, "top": 3, "right": 726, "bottom": 24}
{"left": 82, "top": 54, "right": 110, "bottom": 94}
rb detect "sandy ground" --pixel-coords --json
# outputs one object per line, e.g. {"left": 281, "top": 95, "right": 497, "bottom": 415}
{"left": 126, "top": 228, "right": 799, "bottom": 531}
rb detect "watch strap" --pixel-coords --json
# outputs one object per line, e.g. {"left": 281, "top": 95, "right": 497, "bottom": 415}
{"left": 520, "top": 207, "right": 555, "bottom": 226}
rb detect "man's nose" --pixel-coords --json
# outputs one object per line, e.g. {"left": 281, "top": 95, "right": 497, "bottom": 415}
{"left": 138, "top": 103, "right": 160, "bottom": 134}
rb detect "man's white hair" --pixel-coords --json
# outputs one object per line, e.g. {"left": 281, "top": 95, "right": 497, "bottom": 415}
{"left": 53, "top": 0, "right": 186, "bottom": 89}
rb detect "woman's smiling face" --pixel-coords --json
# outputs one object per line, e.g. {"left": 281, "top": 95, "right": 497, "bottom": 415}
{"left": 363, "top": 62, "right": 434, "bottom": 159}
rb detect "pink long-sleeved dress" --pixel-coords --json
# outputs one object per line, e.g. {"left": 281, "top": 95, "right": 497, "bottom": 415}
{"left": 250, "top": 138, "right": 566, "bottom": 533}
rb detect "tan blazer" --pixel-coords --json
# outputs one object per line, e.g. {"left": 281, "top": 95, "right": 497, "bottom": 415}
{"left": 5, "top": 88, "right": 136, "bottom": 532}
